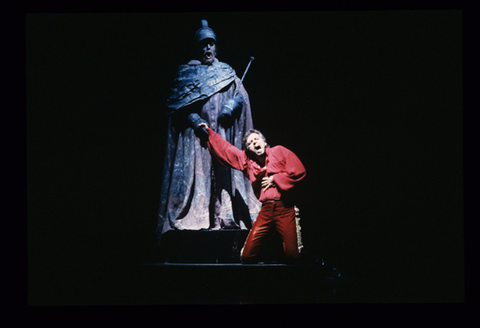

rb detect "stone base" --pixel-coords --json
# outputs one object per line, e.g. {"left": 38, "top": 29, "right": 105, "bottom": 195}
{"left": 159, "top": 229, "right": 287, "bottom": 264}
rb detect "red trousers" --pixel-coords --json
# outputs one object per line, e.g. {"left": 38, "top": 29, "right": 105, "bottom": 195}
{"left": 241, "top": 200, "right": 300, "bottom": 264}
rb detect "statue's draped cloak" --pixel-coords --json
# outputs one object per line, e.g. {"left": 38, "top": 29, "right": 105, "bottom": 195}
{"left": 166, "top": 61, "right": 237, "bottom": 112}
{"left": 156, "top": 61, "right": 261, "bottom": 240}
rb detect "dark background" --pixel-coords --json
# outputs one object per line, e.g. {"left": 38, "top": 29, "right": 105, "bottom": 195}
{"left": 27, "top": 11, "right": 464, "bottom": 304}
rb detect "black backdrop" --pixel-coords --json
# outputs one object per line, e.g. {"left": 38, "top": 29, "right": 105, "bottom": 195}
{"left": 27, "top": 11, "right": 464, "bottom": 304}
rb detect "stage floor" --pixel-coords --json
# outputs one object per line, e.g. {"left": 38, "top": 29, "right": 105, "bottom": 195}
{"left": 86, "top": 261, "right": 369, "bottom": 305}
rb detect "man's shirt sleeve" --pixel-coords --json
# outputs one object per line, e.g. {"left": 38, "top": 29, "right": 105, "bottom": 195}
{"left": 271, "top": 146, "right": 306, "bottom": 191}
{"left": 206, "top": 128, "right": 248, "bottom": 172}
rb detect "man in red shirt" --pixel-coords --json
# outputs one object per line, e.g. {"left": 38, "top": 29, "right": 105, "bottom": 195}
{"left": 199, "top": 123, "right": 306, "bottom": 264}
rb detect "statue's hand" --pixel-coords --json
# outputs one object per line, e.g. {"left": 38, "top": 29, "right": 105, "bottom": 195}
{"left": 187, "top": 113, "right": 208, "bottom": 138}
{"left": 218, "top": 106, "right": 233, "bottom": 126}
{"left": 218, "top": 93, "right": 244, "bottom": 127}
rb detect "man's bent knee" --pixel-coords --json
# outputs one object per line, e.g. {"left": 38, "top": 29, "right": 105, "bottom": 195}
{"left": 241, "top": 253, "right": 257, "bottom": 264}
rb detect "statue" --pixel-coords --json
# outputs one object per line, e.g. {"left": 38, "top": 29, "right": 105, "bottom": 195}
{"left": 156, "top": 20, "right": 261, "bottom": 243}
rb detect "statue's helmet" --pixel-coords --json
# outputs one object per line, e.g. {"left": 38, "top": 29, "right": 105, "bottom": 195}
{"left": 195, "top": 20, "right": 216, "bottom": 44}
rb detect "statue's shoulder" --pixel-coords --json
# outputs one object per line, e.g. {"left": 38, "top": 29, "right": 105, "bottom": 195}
{"left": 185, "top": 59, "right": 232, "bottom": 69}
{"left": 173, "top": 60, "right": 235, "bottom": 81}
{"left": 174, "top": 62, "right": 200, "bottom": 77}
{"left": 214, "top": 61, "right": 236, "bottom": 78}
{"left": 215, "top": 61, "right": 233, "bottom": 69}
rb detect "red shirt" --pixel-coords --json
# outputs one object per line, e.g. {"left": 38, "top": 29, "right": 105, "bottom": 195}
{"left": 206, "top": 127, "right": 306, "bottom": 202}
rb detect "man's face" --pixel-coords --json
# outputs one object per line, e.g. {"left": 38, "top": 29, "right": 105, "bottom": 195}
{"left": 198, "top": 39, "right": 216, "bottom": 64}
{"left": 246, "top": 133, "right": 267, "bottom": 157}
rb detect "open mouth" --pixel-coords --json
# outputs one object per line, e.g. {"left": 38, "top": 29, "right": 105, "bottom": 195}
{"left": 205, "top": 51, "right": 212, "bottom": 59}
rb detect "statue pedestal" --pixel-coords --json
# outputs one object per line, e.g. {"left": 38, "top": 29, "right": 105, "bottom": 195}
{"left": 159, "top": 230, "right": 250, "bottom": 263}
{"left": 159, "top": 229, "right": 287, "bottom": 264}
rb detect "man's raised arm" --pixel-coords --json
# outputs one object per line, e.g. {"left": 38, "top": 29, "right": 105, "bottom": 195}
{"left": 198, "top": 123, "right": 248, "bottom": 172}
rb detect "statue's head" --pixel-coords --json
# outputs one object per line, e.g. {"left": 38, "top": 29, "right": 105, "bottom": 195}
{"left": 195, "top": 20, "right": 217, "bottom": 64}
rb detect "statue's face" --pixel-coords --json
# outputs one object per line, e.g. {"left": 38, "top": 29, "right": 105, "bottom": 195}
{"left": 246, "top": 133, "right": 267, "bottom": 157}
{"left": 198, "top": 39, "right": 216, "bottom": 64}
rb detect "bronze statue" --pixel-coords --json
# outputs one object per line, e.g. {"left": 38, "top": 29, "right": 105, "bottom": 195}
{"left": 156, "top": 20, "right": 261, "bottom": 242}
